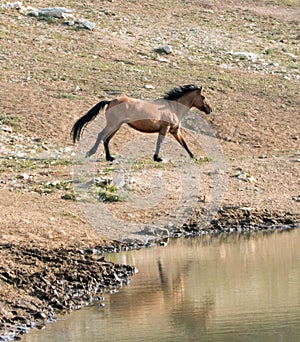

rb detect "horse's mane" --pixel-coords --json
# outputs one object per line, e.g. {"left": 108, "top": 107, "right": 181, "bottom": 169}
{"left": 163, "top": 84, "right": 200, "bottom": 100}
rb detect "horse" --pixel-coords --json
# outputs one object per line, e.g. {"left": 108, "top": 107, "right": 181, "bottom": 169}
{"left": 71, "top": 84, "right": 212, "bottom": 162}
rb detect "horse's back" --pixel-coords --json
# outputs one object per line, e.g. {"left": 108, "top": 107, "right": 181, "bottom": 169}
{"left": 106, "top": 96, "right": 176, "bottom": 127}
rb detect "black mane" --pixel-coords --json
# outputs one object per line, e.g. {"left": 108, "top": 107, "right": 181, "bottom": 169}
{"left": 163, "top": 84, "right": 200, "bottom": 100}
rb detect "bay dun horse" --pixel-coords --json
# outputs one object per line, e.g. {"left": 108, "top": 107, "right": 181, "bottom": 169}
{"left": 71, "top": 84, "right": 212, "bottom": 162}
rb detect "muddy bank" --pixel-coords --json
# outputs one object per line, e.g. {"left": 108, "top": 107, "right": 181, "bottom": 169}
{"left": 0, "top": 245, "right": 135, "bottom": 341}
{"left": 1, "top": 207, "right": 299, "bottom": 341}
{"left": 180, "top": 206, "right": 300, "bottom": 236}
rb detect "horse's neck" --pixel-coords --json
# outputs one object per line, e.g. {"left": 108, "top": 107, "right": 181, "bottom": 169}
{"left": 154, "top": 98, "right": 190, "bottom": 122}
{"left": 177, "top": 92, "right": 195, "bottom": 109}
{"left": 171, "top": 100, "right": 190, "bottom": 121}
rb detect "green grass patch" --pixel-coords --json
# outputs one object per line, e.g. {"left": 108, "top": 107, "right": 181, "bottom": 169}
{"left": 38, "top": 180, "right": 73, "bottom": 195}
{"left": 57, "top": 93, "right": 82, "bottom": 100}
{"left": 0, "top": 156, "right": 73, "bottom": 173}
{"left": 45, "top": 158, "right": 73, "bottom": 166}
{"left": 194, "top": 156, "right": 212, "bottom": 164}
{"left": 0, "top": 114, "right": 21, "bottom": 130}
{"left": 97, "top": 184, "right": 124, "bottom": 202}
{"left": 61, "top": 191, "right": 76, "bottom": 201}
{"left": 0, "top": 157, "right": 38, "bottom": 173}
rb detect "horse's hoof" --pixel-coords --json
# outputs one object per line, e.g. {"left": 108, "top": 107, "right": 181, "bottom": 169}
{"left": 106, "top": 156, "right": 115, "bottom": 162}
{"left": 153, "top": 155, "right": 163, "bottom": 162}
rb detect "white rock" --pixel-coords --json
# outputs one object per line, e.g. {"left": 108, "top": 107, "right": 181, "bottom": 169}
{"left": 157, "top": 56, "right": 170, "bottom": 63}
{"left": 144, "top": 84, "right": 155, "bottom": 89}
{"left": 230, "top": 51, "right": 259, "bottom": 61}
{"left": 20, "top": 172, "right": 29, "bottom": 180}
{"left": 284, "top": 53, "right": 297, "bottom": 60}
{"left": 39, "top": 7, "right": 73, "bottom": 18}
{"left": 235, "top": 171, "right": 256, "bottom": 182}
{"left": 0, "top": 125, "right": 13, "bottom": 133}
{"left": 94, "top": 177, "right": 111, "bottom": 185}
{"left": 161, "top": 45, "right": 173, "bottom": 54}
{"left": 76, "top": 18, "right": 95, "bottom": 30}
{"left": 20, "top": 5, "right": 38, "bottom": 15}
{"left": 62, "top": 13, "right": 74, "bottom": 20}
{"left": 2, "top": 2, "right": 22, "bottom": 10}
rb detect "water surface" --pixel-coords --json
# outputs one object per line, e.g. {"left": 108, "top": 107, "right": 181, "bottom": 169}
{"left": 23, "top": 229, "right": 300, "bottom": 342}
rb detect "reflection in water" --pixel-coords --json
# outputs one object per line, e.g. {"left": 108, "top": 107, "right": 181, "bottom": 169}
{"left": 23, "top": 229, "right": 300, "bottom": 342}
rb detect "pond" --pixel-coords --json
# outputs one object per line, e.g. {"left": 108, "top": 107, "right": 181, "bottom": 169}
{"left": 23, "top": 229, "right": 300, "bottom": 342}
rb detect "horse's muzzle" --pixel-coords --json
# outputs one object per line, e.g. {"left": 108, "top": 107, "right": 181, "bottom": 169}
{"left": 205, "top": 107, "right": 212, "bottom": 114}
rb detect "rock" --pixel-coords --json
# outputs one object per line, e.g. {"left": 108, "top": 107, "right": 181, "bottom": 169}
{"left": 38, "top": 7, "right": 74, "bottom": 19}
{"left": 229, "top": 51, "right": 259, "bottom": 61}
{"left": 156, "top": 56, "right": 170, "bottom": 63}
{"left": 234, "top": 170, "right": 256, "bottom": 182}
{"left": 2, "top": 3, "right": 94, "bottom": 31}
{"left": 76, "top": 18, "right": 96, "bottom": 30}
{"left": 94, "top": 177, "right": 112, "bottom": 186}
{"left": 19, "top": 172, "right": 29, "bottom": 180}
{"left": 144, "top": 84, "right": 155, "bottom": 89}
{"left": 0, "top": 125, "right": 13, "bottom": 133}
{"left": 25, "top": 8, "right": 39, "bottom": 17}
{"left": 161, "top": 45, "right": 173, "bottom": 54}
{"left": 1, "top": 1, "right": 22, "bottom": 10}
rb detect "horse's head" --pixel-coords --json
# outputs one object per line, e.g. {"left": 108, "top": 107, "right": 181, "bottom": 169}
{"left": 193, "top": 86, "right": 212, "bottom": 114}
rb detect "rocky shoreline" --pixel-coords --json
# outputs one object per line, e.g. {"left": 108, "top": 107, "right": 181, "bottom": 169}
{"left": 1, "top": 206, "right": 299, "bottom": 341}
{"left": 0, "top": 245, "right": 136, "bottom": 341}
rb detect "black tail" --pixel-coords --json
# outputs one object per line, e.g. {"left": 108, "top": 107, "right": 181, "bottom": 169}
{"left": 71, "top": 100, "right": 110, "bottom": 143}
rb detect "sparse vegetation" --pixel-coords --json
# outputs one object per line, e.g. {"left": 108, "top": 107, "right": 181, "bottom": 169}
{"left": 43, "top": 179, "right": 72, "bottom": 191}
{"left": 97, "top": 184, "right": 124, "bottom": 202}
{"left": 0, "top": 114, "right": 21, "bottom": 130}
{"left": 0, "top": 156, "right": 73, "bottom": 173}
{"left": 61, "top": 191, "right": 76, "bottom": 201}
{"left": 0, "top": 157, "right": 38, "bottom": 173}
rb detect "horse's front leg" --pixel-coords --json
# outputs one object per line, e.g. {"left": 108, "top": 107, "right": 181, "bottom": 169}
{"left": 171, "top": 129, "right": 194, "bottom": 159}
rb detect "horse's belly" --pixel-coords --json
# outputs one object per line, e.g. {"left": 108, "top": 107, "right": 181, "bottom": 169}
{"left": 127, "top": 120, "right": 161, "bottom": 133}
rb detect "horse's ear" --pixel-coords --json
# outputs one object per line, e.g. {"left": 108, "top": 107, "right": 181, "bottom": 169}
{"left": 199, "top": 86, "right": 203, "bottom": 93}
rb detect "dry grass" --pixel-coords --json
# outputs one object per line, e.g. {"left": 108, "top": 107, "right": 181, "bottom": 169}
{"left": 1, "top": 0, "right": 299, "bottom": 158}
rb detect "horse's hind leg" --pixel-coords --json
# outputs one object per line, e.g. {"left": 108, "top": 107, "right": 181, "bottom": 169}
{"left": 104, "top": 130, "right": 118, "bottom": 161}
{"left": 86, "top": 125, "right": 117, "bottom": 158}
{"left": 86, "top": 130, "right": 104, "bottom": 157}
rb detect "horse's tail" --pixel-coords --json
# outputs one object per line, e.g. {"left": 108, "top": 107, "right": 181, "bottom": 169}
{"left": 71, "top": 100, "right": 111, "bottom": 143}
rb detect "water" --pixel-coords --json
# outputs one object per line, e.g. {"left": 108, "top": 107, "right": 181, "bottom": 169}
{"left": 23, "top": 229, "right": 300, "bottom": 342}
